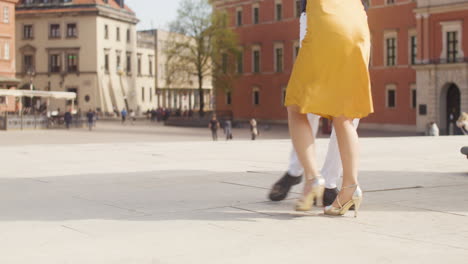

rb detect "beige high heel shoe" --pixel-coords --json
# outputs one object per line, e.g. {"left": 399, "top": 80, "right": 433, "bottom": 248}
{"left": 295, "top": 176, "right": 325, "bottom": 211}
{"left": 324, "top": 184, "right": 363, "bottom": 217}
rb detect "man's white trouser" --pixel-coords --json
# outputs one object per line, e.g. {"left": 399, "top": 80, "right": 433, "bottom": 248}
{"left": 288, "top": 13, "right": 360, "bottom": 189}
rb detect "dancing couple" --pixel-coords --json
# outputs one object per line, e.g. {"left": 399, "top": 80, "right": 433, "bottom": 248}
{"left": 269, "top": 0, "right": 373, "bottom": 217}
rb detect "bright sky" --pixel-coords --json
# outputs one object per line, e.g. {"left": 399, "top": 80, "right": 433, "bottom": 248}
{"left": 125, "top": 0, "right": 184, "bottom": 30}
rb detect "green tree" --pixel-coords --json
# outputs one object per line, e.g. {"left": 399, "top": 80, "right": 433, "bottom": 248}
{"left": 166, "top": 0, "right": 238, "bottom": 115}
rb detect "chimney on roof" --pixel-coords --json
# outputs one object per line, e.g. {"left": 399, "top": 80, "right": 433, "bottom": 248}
{"left": 115, "top": 0, "right": 125, "bottom": 8}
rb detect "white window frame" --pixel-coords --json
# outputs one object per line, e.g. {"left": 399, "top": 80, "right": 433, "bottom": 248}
{"left": 384, "top": 31, "right": 398, "bottom": 67}
{"left": 3, "top": 6, "right": 9, "bottom": 23}
{"left": 275, "top": 0, "right": 283, "bottom": 21}
{"left": 252, "top": 45, "right": 261, "bottom": 73}
{"left": 386, "top": 84, "right": 397, "bottom": 109}
{"left": 274, "top": 42, "right": 284, "bottom": 73}
{"left": 252, "top": 4, "right": 259, "bottom": 25}
{"left": 408, "top": 29, "right": 417, "bottom": 65}
{"left": 4, "top": 42, "right": 10, "bottom": 60}
{"left": 252, "top": 87, "right": 260, "bottom": 106}
{"left": 236, "top": 7, "right": 243, "bottom": 27}
{"left": 440, "top": 21, "right": 464, "bottom": 61}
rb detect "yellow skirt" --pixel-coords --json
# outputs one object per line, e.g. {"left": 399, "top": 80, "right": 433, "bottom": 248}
{"left": 285, "top": 0, "right": 373, "bottom": 119}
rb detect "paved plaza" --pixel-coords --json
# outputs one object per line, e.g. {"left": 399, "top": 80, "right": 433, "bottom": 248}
{"left": 0, "top": 124, "right": 467, "bottom": 263}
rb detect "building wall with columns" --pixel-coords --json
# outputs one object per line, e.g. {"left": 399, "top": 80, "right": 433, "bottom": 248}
{"left": 414, "top": 0, "right": 468, "bottom": 134}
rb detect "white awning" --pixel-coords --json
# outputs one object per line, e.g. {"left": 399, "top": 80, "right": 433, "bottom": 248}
{"left": 0, "top": 89, "right": 76, "bottom": 100}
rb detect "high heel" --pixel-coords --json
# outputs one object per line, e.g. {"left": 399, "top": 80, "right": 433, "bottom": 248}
{"left": 295, "top": 176, "right": 325, "bottom": 211}
{"left": 324, "top": 184, "right": 363, "bottom": 217}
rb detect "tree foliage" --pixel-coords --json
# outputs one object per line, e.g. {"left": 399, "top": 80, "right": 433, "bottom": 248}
{"left": 166, "top": 0, "right": 239, "bottom": 114}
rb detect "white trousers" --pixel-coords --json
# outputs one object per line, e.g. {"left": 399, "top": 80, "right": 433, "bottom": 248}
{"left": 288, "top": 13, "right": 360, "bottom": 189}
{"left": 287, "top": 115, "right": 360, "bottom": 188}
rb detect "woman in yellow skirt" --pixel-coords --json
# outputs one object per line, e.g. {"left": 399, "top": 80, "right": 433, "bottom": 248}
{"left": 284, "top": 0, "right": 373, "bottom": 217}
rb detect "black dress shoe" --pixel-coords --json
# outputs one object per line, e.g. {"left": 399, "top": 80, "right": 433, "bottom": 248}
{"left": 269, "top": 172, "right": 302, "bottom": 201}
{"left": 323, "top": 188, "right": 339, "bottom": 206}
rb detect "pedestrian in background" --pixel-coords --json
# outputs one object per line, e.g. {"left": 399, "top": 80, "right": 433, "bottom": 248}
{"left": 86, "top": 109, "right": 95, "bottom": 131}
{"left": 130, "top": 109, "right": 136, "bottom": 125}
{"left": 224, "top": 119, "right": 233, "bottom": 141}
{"left": 64, "top": 111, "right": 72, "bottom": 129}
{"left": 208, "top": 115, "right": 220, "bottom": 141}
{"left": 121, "top": 108, "right": 127, "bottom": 124}
{"left": 250, "top": 118, "right": 258, "bottom": 140}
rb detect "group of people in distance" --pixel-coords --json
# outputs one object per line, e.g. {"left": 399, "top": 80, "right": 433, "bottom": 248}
{"left": 208, "top": 115, "right": 258, "bottom": 141}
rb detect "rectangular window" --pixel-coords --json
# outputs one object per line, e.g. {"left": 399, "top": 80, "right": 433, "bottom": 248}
{"left": 387, "top": 0, "right": 395, "bottom": 4}
{"left": 137, "top": 56, "right": 142, "bottom": 75}
{"left": 116, "top": 27, "right": 120, "bottom": 41}
{"left": 66, "top": 23, "right": 77, "bottom": 38}
{"left": 236, "top": 10, "right": 242, "bottom": 26}
{"left": 295, "top": 0, "right": 302, "bottom": 18}
{"left": 149, "top": 58, "right": 153, "bottom": 75}
{"left": 104, "top": 54, "right": 109, "bottom": 72}
{"left": 276, "top": 3, "right": 282, "bottom": 21}
{"left": 410, "top": 35, "right": 417, "bottom": 65}
{"left": 142, "top": 87, "right": 145, "bottom": 102}
{"left": 23, "top": 25, "right": 34, "bottom": 39}
{"left": 4, "top": 42, "right": 9, "bottom": 60}
{"left": 226, "top": 91, "right": 232, "bottom": 105}
{"left": 127, "top": 29, "right": 131, "bottom": 43}
{"left": 149, "top": 87, "right": 153, "bottom": 102}
{"left": 237, "top": 51, "right": 243, "bottom": 74}
{"left": 253, "top": 7, "right": 259, "bottom": 24}
{"left": 411, "top": 89, "right": 417, "bottom": 109}
{"left": 387, "top": 89, "right": 396, "bottom": 108}
{"left": 275, "top": 47, "right": 283, "bottom": 72}
{"left": 24, "top": 55, "right": 33, "bottom": 72}
{"left": 447, "top": 31, "right": 458, "bottom": 63}
{"left": 116, "top": 54, "right": 121, "bottom": 72}
{"left": 50, "top": 54, "right": 61, "bottom": 73}
{"left": 104, "top": 24, "right": 109, "bottom": 39}
{"left": 50, "top": 24, "right": 61, "bottom": 38}
{"left": 67, "top": 53, "right": 78, "bottom": 72}
{"left": 386, "top": 37, "right": 396, "bottom": 66}
{"left": 253, "top": 90, "right": 260, "bottom": 105}
{"left": 126, "top": 53, "right": 131, "bottom": 73}
{"left": 3, "top": 7, "right": 9, "bottom": 23}
{"left": 222, "top": 53, "right": 228, "bottom": 74}
{"left": 253, "top": 50, "right": 260, "bottom": 73}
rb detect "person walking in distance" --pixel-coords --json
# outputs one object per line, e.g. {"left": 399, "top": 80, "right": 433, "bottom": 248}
{"left": 283, "top": 0, "right": 373, "bottom": 216}
{"left": 269, "top": 0, "right": 361, "bottom": 209}
{"left": 208, "top": 115, "right": 220, "bottom": 141}
{"left": 224, "top": 119, "right": 233, "bottom": 141}
{"left": 250, "top": 118, "right": 258, "bottom": 140}
{"left": 86, "top": 109, "right": 95, "bottom": 131}
{"left": 121, "top": 108, "right": 127, "bottom": 124}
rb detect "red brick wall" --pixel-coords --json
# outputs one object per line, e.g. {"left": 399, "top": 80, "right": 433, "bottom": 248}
{"left": 365, "top": 1, "right": 417, "bottom": 125}
{"left": 214, "top": 0, "right": 299, "bottom": 121}
{"left": 214, "top": 0, "right": 420, "bottom": 126}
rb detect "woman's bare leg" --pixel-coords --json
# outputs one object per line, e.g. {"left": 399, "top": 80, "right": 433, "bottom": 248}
{"left": 332, "top": 116, "right": 359, "bottom": 206}
{"left": 287, "top": 105, "right": 321, "bottom": 195}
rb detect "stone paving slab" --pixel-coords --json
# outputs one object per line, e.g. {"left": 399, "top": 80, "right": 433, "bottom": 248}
{"left": 0, "top": 134, "right": 467, "bottom": 263}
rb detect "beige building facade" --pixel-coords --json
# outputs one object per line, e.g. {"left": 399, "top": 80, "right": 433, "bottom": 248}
{"left": 15, "top": 0, "right": 213, "bottom": 115}
{"left": 136, "top": 29, "right": 213, "bottom": 112}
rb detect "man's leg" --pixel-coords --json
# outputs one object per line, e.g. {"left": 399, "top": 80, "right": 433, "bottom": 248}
{"left": 269, "top": 114, "right": 320, "bottom": 201}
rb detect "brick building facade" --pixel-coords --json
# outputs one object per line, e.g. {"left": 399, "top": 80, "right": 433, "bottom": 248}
{"left": 213, "top": 0, "right": 468, "bottom": 134}
{"left": 0, "top": 0, "right": 19, "bottom": 112}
